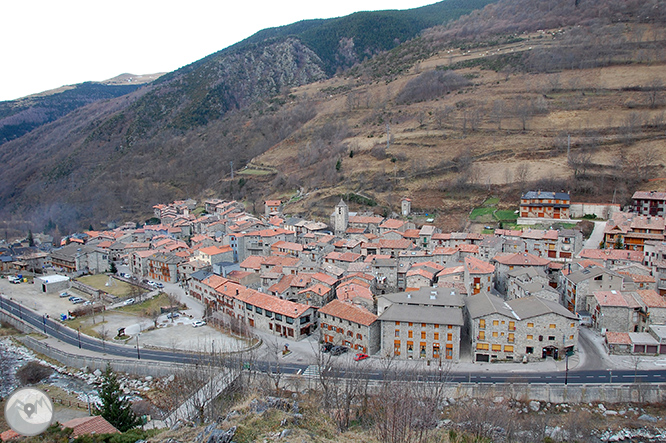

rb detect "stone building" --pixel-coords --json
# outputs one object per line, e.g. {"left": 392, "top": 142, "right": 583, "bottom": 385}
{"left": 377, "top": 287, "right": 465, "bottom": 362}
{"left": 560, "top": 266, "right": 623, "bottom": 313}
{"left": 466, "top": 292, "right": 579, "bottom": 362}
{"left": 319, "top": 299, "right": 380, "bottom": 354}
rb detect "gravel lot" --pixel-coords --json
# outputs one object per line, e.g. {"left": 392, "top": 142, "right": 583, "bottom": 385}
{"left": 0, "top": 276, "right": 247, "bottom": 353}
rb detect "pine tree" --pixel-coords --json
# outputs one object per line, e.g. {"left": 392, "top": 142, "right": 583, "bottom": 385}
{"left": 94, "top": 365, "right": 141, "bottom": 432}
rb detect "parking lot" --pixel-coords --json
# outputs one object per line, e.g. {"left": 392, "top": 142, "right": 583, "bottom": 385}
{"left": 0, "top": 276, "right": 248, "bottom": 353}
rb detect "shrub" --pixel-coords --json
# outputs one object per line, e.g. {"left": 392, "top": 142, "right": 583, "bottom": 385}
{"left": 16, "top": 361, "right": 53, "bottom": 385}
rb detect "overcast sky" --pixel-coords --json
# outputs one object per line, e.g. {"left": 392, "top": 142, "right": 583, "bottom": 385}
{"left": 0, "top": 1, "right": 438, "bottom": 101}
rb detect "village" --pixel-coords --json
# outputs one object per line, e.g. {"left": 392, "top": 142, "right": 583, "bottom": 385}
{"left": 4, "top": 190, "right": 666, "bottom": 366}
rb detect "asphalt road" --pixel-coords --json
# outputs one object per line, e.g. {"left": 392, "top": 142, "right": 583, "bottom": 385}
{"left": 2, "top": 294, "right": 664, "bottom": 385}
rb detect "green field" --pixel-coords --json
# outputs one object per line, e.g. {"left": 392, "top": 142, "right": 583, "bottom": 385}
{"left": 76, "top": 275, "right": 135, "bottom": 298}
{"left": 470, "top": 207, "right": 495, "bottom": 220}
{"left": 494, "top": 210, "right": 518, "bottom": 221}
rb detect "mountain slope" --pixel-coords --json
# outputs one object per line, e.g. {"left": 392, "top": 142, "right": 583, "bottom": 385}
{"left": 0, "top": 0, "right": 493, "bottom": 234}
{"left": 0, "top": 79, "right": 156, "bottom": 145}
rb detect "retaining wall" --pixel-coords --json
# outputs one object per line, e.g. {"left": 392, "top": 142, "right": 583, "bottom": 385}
{"left": 280, "top": 375, "right": 666, "bottom": 404}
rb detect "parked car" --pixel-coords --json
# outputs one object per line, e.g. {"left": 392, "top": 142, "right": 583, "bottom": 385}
{"left": 155, "top": 282, "right": 164, "bottom": 288}
{"left": 192, "top": 320, "right": 206, "bottom": 328}
{"left": 70, "top": 297, "right": 85, "bottom": 304}
{"left": 8, "top": 276, "right": 20, "bottom": 284}
{"left": 59, "top": 292, "right": 69, "bottom": 298}
{"left": 121, "top": 273, "right": 131, "bottom": 279}
{"left": 321, "top": 342, "right": 334, "bottom": 353}
{"left": 68, "top": 296, "right": 78, "bottom": 301}
{"left": 353, "top": 353, "right": 369, "bottom": 361}
{"left": 330, "top": 346, "right": 348, "bottom": 356}
{"left": 166, "top": 312, "right": 180, "bottom": 319}
{"left": 123, "top": 298, "right": 135, "bottom": 306}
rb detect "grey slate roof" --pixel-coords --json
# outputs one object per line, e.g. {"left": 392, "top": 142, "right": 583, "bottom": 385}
{"left": 509, "top": 296, "right": 579, "bottom": 320}
{"left": 465, "top": 292, "right": 516, "bottom": 319}
{"left": 522, "top": 191, "right": 570, "bottom": 200}
{"left": 565, "top": 266, "right": 615, "bottom": 284}
{"left": 381, "top": 287, "right": 464, "bottom": 308}
{"left": 378, "top": 303, "right": 464, "bottom": 326}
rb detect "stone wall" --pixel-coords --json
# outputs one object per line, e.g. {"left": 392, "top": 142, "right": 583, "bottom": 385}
{"left": 280, "top": 374, "right": 666, "bottom": 404}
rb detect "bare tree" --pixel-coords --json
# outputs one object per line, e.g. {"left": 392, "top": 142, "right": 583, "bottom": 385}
{"left": 97, "top": 326, "right": 109, "bottom": 351}
{"left": 646, "top": 77, "right": 663, "bottom": 108}
{"left": 263, "top": 338, "right": 285, "bottom": 395}
{"left": 491, "top": 99, "right": 505, "bottom": 130}
{"left": 141, "top": 308, "right": 161, "bottom": 328}
{"left": 515, "top": 163, "right": 531, "bottom": 191}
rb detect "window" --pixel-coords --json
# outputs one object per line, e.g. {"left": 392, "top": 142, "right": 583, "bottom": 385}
{"left": 527, "top": 322, "right": 534, "bottom": 328}
{"left": 434, "top": 332, "right": 439, "bottom": 340}
{"left": 509, "top": 321, "right": 515, "bottom": 331}
{"left": 357, "top": 333, "right": 362, "bottom": 340}
{"left": 569, "top": 335, "right": 574, "bottom": 340}
{"left": 447, "top": 333, "right": 452, "bottom": 341}
{"left": 421, "top": 331, "right": 426, "bottom": 340}
{"left": 492, "top": 332, "right": 498, "bottom": 338}
{"left": 408, "top": 330, "right": 413, "bottom": 338}
{"left": 347, "top": 330, "right": 353, "bottom": 337}
{"left": 420, "top": 344, "right": 426, "bottom": 358}
{"left": 422, "top": 323, "right": 426, "bottom": 327}
{"left": 395, "top": 329, "right": 400, "bottom": 337}
{"left": 548, "top": 336, "right": 556, "bottom": 341}
{"left": 286, "top": 317, "right": 294, "bottom": 324}
{"left": 275, "top": 313, "right": 282, "bottom": 322}
{"left": 508, "top": 333, "right": 515, "bottom": 343}
{"left": 246, "top": 303, "right": 252, "bottom": 311}
{"left": 477, "top": 343, "right": 489, "bottom": 350}
{"left": 527, "top": 335, "right": 533, "bottom": 340}
{"left": 255, "top": 307, "right": 263, "bottom": 315}
{"left": 394, "top": 341, "right": 401, "bottom": 355}
{"left": 265, "top": 310, "right": 273, "bottom": 318}
{"left": 493, "top": 320, "right": 499, "bottom": 326}
{"left": 491, "top": 344, "right": 501, "bottom": 351}
{"left": 549, "top": 324, "right": 556, "bottom": 329}
{"left": 570, "top": 323, "right": 575, "bottom": 328}
{"left": 526, "top": 346, "right": 534, "bottom": 354}
{"left": 396, "top": 321, "right": 400, "bottom": 326}
{"left": 407, "top": 341, "right": 414, "bottom": 353}
{"left": 479, "top": 319, "right": 486, "bottom": 329}
{"left": 433, "top": 344, "right": 440, "bottom": 358}
{"left": 478, "top": 331, "right": 485, "bottom": 340}
{"left": 445, "top": 344, "right": 453, "bottom": 360}
{"left": 435, "top": 324, "right": 439, "bottom": 329}
{"left": 448, "top": 325, "right": 453, "bottom": 329}
{"left": 409, "top": 322, "right": 413, "bottom": 326}
{"left": 504, "top": 345, "right": 514, "bottom": 353}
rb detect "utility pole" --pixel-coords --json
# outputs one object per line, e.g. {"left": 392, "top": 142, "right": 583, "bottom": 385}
{"left": 230, "top": 161, "right": 234, "bottom": 180}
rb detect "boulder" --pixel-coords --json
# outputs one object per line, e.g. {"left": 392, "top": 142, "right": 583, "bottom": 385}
{"left": 529, "top": 400, "right": 540, "bottom": 412}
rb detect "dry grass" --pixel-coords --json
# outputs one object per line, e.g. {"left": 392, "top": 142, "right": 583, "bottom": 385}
{"left": 253, "top": 24, "right": 666, "bottom": 221}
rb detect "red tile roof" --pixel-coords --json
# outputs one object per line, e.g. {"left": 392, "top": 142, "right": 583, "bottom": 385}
{"left": 61, "top": 416, "right": 119, "bottom": 438}
{"left": 579, "top": 249, "right": 644, "bottom": 262}
{"left": 594, "top": 291, "right": 641, "bottom": 308}
{"left": 319, "top": 299, "right": 376, "bottom": 325}
{"left": 465, "top": 257, "right": 495, "bottom": 274}
{"left": 606, "top": 331, "right": 632, "bottom": 345}
{"left": 494, "top": 252, "right": 550, "bottom": 266}
{"left": 636, "top": 289, "right": 666, "bottom": 308}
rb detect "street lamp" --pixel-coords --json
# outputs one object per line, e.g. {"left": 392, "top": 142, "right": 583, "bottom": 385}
{"left": 42, "top": 315, "right": 47, "bottom": 334}
{"left": 136, "top": 334, "right": 141, "bottom": 360}
{"left": 77, "top": 327, "right": 82, "bottom": 349}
